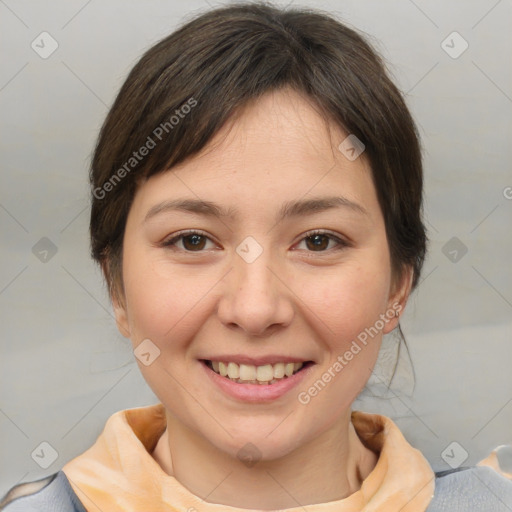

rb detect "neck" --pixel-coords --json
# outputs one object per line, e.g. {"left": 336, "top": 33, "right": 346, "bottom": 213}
{"left": 152, "top": 409, "right": 378, "bottom": 509}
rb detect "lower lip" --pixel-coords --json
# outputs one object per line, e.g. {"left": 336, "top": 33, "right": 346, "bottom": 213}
{"left": 200, "top": 360, "right": 315, "bottom": 403}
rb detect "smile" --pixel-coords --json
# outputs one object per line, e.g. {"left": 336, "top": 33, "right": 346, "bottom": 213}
{"left": 204, "top": 360, "right": 311, "bottom": 385}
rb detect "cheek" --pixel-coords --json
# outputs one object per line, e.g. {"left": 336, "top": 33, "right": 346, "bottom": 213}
{"left": 121, "top": 252, "right": 212, "bottom": 398}
{"left": 303, "top": 259, "right": 391, "bottom": 402}
{"left": 292, "top": 263, "right": 390, "bottom": 420}
{"left": 311, "top": 262, "right": 390, "bottom": 338}
{"left": 122, "top": 245, "right": 216, "bottom": 349}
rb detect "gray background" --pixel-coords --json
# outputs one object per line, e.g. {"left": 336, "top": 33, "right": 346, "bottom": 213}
{"left": 1, "top": 0, "right": 511, "bottom": 497}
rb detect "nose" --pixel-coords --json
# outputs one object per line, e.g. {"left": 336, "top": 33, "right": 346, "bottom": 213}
{"left": 217, "top": 246, "right": 294, "bottom": 337}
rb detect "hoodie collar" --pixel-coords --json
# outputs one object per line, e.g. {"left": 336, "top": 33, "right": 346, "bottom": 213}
{"left": 62, "top": 403, "right": 435, "bottom": 511}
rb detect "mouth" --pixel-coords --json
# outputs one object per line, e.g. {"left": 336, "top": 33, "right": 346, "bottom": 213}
{"left": 201, "top": 359, "right": 314, "bottom": 385}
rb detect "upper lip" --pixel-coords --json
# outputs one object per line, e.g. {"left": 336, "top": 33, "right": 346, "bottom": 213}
{"left": 201, "top": 355, "right": 313, "bottom": 366}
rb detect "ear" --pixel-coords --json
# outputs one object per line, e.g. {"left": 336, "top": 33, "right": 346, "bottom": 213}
{"left": 382, "top": 265, "right": 414, "bottom": 335}
{"left": 101, "top": 260, "right": 131, "bottom": 339}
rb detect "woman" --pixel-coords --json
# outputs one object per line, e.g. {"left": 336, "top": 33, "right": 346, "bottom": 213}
{"left": 2, "top": 2, "right": 511, "bottom": 511}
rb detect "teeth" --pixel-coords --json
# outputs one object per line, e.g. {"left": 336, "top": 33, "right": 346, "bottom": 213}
{"left": 239, "top": 364, "right": 256, "bottom": 380}
{"left": 208, "top": 360, "right": 305, "bottom": 383}
{"left": 227, "top": 362, "right": 240, "bottom": 379}
{"left": 273, "top": 362, "right": 285, "bottom": 378}
{"left": 256, "top": 364, "right": 274, "bottom": 382}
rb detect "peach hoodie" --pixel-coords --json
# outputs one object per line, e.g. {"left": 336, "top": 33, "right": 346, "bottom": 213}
{"left": 62, "top": 403, "right": 436, "bottom": 512}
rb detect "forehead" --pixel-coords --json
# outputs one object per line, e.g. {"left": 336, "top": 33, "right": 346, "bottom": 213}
{"left": 131, "top": 87, "right": 381, "bottom": 225}
{"left": 193, "top": 87, "right": 348, "bottom": 171}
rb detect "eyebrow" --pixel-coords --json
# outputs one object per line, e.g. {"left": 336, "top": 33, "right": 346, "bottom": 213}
{"left": 144, "top": 195, "right": 368, "bottom": 223}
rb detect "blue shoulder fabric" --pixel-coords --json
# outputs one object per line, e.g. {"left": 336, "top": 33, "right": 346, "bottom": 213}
{"left": 427, "top": 465, "right": 512, "bottom": 511}
{"left": 1, "top": 465, "right": 511, "bottom": 511}
{"left": 0, "top": 471, "right": 86, "bottom": 512}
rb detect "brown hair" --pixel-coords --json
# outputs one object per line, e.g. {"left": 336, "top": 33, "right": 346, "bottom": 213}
{"left": 89, "top": 1, "right": 427, "bottom": 307}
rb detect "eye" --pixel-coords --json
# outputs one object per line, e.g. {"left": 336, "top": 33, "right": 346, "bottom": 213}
{"left": 161, "top": 230, "right": 217, "bottom": 252}
{"left": 295, "top": 230, "right": 349, "bottom": 252}
{"left": 161, "top": 229, "right": 349, "bottom": 253}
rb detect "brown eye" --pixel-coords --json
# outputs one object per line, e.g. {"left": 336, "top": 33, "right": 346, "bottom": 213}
{"left": 182, "top": 234, "right": 207, "bottom": 251}
{"left": 162, "top": 231, "right": 215, "bottom": 252}
{"left": 305, "top": 234, "right": 330, "bottom": 251}
{"left": 296, "top": 230, "right": 349, "bottom": 252}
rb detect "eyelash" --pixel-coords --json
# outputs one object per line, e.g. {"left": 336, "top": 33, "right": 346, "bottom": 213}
{"left": 161, "top": 229, "right": 350, "bottom": 254}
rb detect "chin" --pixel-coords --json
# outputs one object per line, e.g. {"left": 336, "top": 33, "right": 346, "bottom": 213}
{"left": 207, "top": 416, "right": 312, "bottom": 464}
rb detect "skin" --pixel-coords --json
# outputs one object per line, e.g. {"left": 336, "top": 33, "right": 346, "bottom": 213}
{"left": 112, "top": 86, "right": 413, "bottom": 509}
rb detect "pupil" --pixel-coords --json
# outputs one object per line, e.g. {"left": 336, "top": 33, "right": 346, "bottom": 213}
{"left": 308, "top": 234, "right": 327, "bottom": 250}
{"left": 185, "top": 234, "right": 205, "bottom": 250}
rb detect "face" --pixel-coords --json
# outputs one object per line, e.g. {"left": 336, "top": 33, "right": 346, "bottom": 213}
{"left": 113, "top": 87, "right": 411, "bottom": 461}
